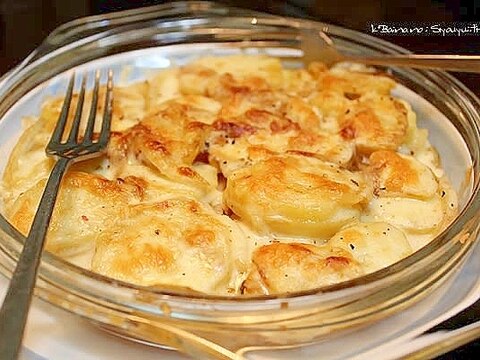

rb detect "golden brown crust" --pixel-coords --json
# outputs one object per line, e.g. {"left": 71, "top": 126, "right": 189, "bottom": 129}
{"left": 242, "top": 243, "right": 363, "bottom": 295}
{"left": 223, "top": 154, "right": 368, "bottom": 238}
{"left": 92, "top": 199, "right": 247, "bottom": 294}
{"left": 368, "top": 150, "right": 438, "bottom": 198}
{"left": 8, "top": 171, "right": 144, "bottom": 256}
{"left": 313, "top": 68, "right": 396, "bottom": 95}
{"left": 339, "top": 95, "right": 409, "bottom": 154}
{"left": 118, "top": 101, "right": 213, "bottom": 191}
{"left": 1, "top": 55, "right": 457, "bottom": 295}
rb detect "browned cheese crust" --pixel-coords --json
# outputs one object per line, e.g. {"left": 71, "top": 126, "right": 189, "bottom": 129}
{"left": 1, "top": 56, "right": 458, "bottom": 295}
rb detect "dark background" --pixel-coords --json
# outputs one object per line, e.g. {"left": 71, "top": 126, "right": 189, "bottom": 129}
{"left": 0, "top": 0, "right": 479, "bottom": 358}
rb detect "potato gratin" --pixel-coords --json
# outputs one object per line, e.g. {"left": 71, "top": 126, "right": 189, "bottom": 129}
{"left": 1, "top": 56, "right": 458, "bottom": 296}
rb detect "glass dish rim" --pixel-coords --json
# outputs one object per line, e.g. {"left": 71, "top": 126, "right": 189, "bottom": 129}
{"left": 0, "top": 1, "right": 479, "bottom": 304}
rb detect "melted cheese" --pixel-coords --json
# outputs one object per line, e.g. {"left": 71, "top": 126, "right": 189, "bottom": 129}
{"left": 1, "top": 55, "right": 458, "bottom": 296}
{"left": 92, "top": 198, "right": 249, "bottom": 294}
{"left": 328, "top": 222, "right": 412, "bottom": 273}
{"left": 224, "top": 154, "right": 368, "bottom": 238}
{"left": 368, "top": 150, "right": 438, "bottom": 199}
{"left": 242, "top": 243, "right": 363, "bottom": 295}
{"left": 7, "top": 171, "right": 144, "bottom": 256}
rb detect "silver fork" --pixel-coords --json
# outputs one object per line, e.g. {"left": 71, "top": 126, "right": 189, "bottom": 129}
{"left": 0, "top": 70, "right": 113, "bottom": 359}
{"left": 301, "top": 30, "right": 480, "bottom": 72}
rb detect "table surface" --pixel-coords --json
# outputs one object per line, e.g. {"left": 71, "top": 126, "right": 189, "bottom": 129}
{"left": 0, "top": 0, "right": 479, "bottom": 358}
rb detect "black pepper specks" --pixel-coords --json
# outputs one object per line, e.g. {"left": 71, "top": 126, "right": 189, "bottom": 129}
{"left": 349, "top": 243, "right": 355, "bottom": 250}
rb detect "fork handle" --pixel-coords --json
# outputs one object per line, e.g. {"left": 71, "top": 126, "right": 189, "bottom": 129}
{"left": 346, "top": 54, "right": 480, "bottom": 73}
{"left": 0, "top": 157, "right": 70, "bottom": 359}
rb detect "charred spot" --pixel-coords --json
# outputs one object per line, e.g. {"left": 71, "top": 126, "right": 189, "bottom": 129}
{"left": 123, "top": 176, "right": 147, "bottom": 199}
{"left": 376, "top": 186, "right": 387, "bottom": 196}
{"left": 245, "top": 109, "right": 275, "bottom": 123}
{"left": 286, "top": 150, "right": 316, "bottom": 158}
{"left": 155, "top": 229, "right": 160, "bottom": 235}
{"left": 81, "top": 215, "right": 89, "bottom": 222}
{"left": 213, "top": 120, "right": 256, "bottom": 138}
{"left": 349, "top": 243, "right": 355, "bottom": 250}
{"left": 177, "top": 167, "right": 196, "bottom": 178}
{"left": 240, "top": 280, "right": 247, "bottom": 294}
{"left": 187, "top": 121, "right": 209, "bottom": 131}
{"left": 217, "top": 173, "right": 227, "bottom": 191}
{"left": 269, "top": 119, "right": 300, "bottom": 134}
{"left": 350, "top": 179, "right": 359, "bottom": 186}
{"left": 326, "top": 256, "right": 351, "bottom": 268}
{"left": 344, "top": 92, "right": 361, "bottom": 100}
{"left": 223, "top": 206, "right": 234, "bottom": 217}
{"left": 194, "top": 151, "right": 210, "bottom": 164}
{"left": 223, "top": 206, "right": 241, "bottom": 221}
{"left": 147, "top": 140, "right": 169, "bottom": 154}
{"left": 340, "top": 124, "right": 356, "bottom": 140}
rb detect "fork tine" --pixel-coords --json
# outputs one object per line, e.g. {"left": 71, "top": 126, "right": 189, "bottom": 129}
{"left": 48, "top": 73, "right": 75, "bottom": 146}
{"left": 66, "top": 75, "right": 86, "bottom": 143}
{"left": 0, "top": 70, "right": 115, "bottom": 360}
{"left": 98, "top": 69, "right": 114, "bottom": 145}
{"left": 83, "top": 70, "right": 100, "bottom": 143}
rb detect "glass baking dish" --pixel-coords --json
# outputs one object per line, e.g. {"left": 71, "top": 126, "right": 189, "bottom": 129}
{"left": 0, "top": 1, "right": 479, "bottom": 356}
